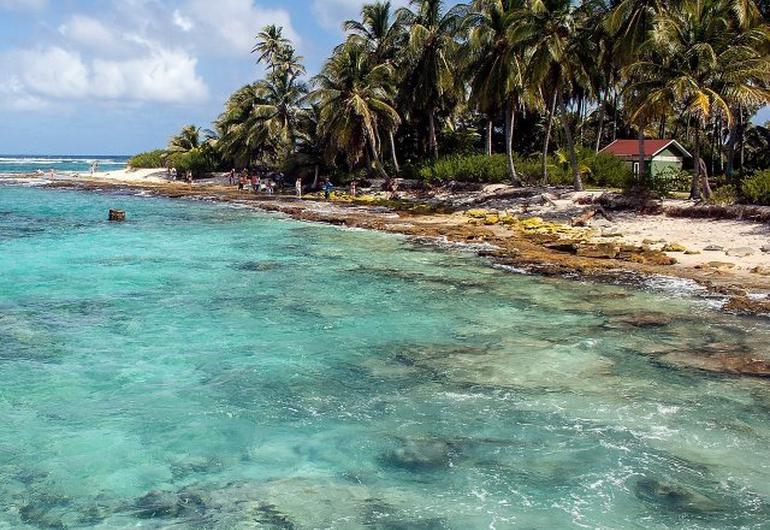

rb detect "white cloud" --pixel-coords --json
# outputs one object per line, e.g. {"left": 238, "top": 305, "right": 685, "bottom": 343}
{"left": 311, "top": 0, "right": 409, "bottom": 31}
{"left": 0, "top": 0, "right": 46, "bottom": 10}
{"left": 59, "top": 15, "right": 116, "bottom": 51}
{"left": 2, "top": 45, "right": 207, "bottom": 105}
{"left": 0, "top": 76, "right": 48, "bottom": 111}
{"left": 184, "top": 0, "right": 299, "bottom": 55}
{"left": 172, "top": 9, "right": 194, "bottom": 32}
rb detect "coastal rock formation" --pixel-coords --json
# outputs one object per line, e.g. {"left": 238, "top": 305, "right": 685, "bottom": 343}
{"left": 634, "top": 477, "right": 726, "bottom": 514}
{"left": 108, "top": 209, "right": 126, "bottom": 221}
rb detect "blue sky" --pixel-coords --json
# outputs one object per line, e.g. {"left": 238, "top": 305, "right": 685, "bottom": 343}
{"left": 0, "top": 0, "right": 408, "bottom": 155}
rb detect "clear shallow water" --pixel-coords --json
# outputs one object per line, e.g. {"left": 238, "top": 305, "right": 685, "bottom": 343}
{"left": 0, "top": 155, "right": 128, "bottom": 175}
{"left": 1, "top": 186, "right": 770, "bottom": 529}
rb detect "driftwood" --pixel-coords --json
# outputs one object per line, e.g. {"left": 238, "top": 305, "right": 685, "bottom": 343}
{"left": 571, "top": 205, "right": 613, "bottom": 227}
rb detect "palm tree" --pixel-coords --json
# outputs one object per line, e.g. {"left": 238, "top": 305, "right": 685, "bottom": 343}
{"left": 168, "top": 125, "right": 201, "bottom": 152}
{"left": 397, "top": 0, "right": 467, "bottom": 160}
{"left": 344, "top": 1, "right": 405, "bottom": 173}
{"left": 624, "top": 0, "right": 737, "bottom": 199}
{"left": 525, "top": 0, "right": 594, "bottom": 191}
{"left": 310, "top": 42, "right": 401, "bottom": 179}
{"left": 465, "top": 0, "right": 526, "bottom": 185}
{"left": 252, "top": 25, "right": 291, "bottom": 71}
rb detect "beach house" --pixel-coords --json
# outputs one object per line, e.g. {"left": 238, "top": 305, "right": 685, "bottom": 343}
{"left": 600, "top": 139, "right": 691, "bottom": 178}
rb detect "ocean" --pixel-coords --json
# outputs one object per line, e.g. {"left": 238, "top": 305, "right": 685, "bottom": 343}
{"left": 1, "top": 185, "right": 769, "bottom": 529}
{"left": 0, "top": 155, "right": 129, "bottom": 175}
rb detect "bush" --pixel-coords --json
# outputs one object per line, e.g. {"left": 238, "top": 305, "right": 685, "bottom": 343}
{"left": 742, "top": 170, "right": 770, "bottom": 205}
{"left": 709, "top": 184, "right": 739, "bottom": 205}
{"left": 419, "top": 154, "right": 511, "bottom": 183}
{"left": 640, "top": 166, "right": 692, "bottom": 197}
{"left": 587, "top": 152, "right": 633, "bottom": 188}
{"left": 128, "top": 149, "right": 167, "bottom": 168}
{"left": 166, "top": 150, "right": 212, "bottom": 177}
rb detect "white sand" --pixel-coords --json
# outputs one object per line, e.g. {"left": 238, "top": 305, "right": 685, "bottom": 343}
{"left": 87, "top": 167, "right": 169, "bottom": 183}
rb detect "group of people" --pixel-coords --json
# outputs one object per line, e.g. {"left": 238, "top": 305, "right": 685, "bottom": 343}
{"left": 166, "top": 166, "right": 193, "bottom": 184}
{"left": 230, "top": 169, "right": 278, "bottom": 195}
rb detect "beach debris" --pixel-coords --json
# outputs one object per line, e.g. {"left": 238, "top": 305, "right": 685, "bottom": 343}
{"left": 703, "top": 245, "right": 725, "bottom": 252}
{"left": 570, "top": 205, "right": 613, "bottom": 227}
{"left": 696, "top": 261, "right": 736, "bottom": 270}
{"left": 108, "top": 209, "right": 126, "bottom": 222}
{"left": 751, "top": 266, "right": 770, "bottom": 276}
{"left": 726, "top": 247, "right": 755, "bottom": 257}
{"left": 761, "top": 245, "right": 770, "bottom": 253}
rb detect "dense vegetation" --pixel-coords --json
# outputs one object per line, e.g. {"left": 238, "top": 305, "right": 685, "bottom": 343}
{"left": 132, "top": 0, "right": 770, "bottom": 203}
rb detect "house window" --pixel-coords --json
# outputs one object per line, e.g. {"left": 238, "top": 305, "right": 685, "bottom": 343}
{"left": 633, "top": 162, "right": 640, "bottom": 176}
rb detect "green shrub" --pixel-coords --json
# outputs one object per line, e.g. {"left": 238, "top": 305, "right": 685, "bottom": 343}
{"left": 742, "top": 170, "right": 770, "bottom": 205}
{"left": 419, "top": 154, "right": 511, "bottom": 183}
{"left": 709, "top": 184, "right": 738, "bottom": 205}
{"left": 166, "top": 150, "right": 212, "bottom": 177}
{"left": 587, "top": 152, "right": 633, "bottom": 188}
{"left": 128, "top": 149, "right": 167, "bottom": 168}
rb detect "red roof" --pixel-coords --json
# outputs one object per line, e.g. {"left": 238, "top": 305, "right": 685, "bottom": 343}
{"left": 600, "top": 139, "right": 690, "bottom": 158}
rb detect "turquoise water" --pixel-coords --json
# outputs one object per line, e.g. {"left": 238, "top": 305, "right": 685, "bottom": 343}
{"left": 1, "top": 186, "right": 770, "bottom": 529}
{"left": 0, "top": 155, "right": 128, "bottom": 175}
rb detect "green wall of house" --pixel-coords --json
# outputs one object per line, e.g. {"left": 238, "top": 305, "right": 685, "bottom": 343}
{"left": 651, "top": 158, "right": 682, "bottom": 178}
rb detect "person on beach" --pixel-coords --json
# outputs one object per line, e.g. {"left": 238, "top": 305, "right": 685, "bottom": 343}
{"left": 171, "top": 167, "right": 178, "bottom": 181}
{"left": 229, "top": 169, "right": 236, "bottom": 186}
{"left": 349, "top": 180, "right": 357, "bottom": 198}
{"left": 295, "top": 177, "right": 302, "bottom": 198}
{"left": 186, "top": 170, "right": 193, "bottom": 186}
{"left": 251, "top": 172, "right": 259, "bottom": 194}
{"left": 323, "top": 179, "right": 333, "bottom": 200}
{"left": 238, "top": 174, "right": 245, "bottom": 192}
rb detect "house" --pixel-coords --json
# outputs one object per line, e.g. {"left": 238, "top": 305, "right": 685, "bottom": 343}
{"left": 599, "top": 139, "right": 691, "bottom": 178}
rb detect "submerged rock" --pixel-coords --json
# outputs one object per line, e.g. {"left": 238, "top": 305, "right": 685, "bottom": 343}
{"left": 634, "top": 476, "right": 726, "bottom": 514}
{"left": 133, "top": 489, "right": 206, "bottom": 520}
{"left": 613, "top": 313, "right": 672, "bottom": 328}
{"left": 381, "top": 437, "right": 457, "bottom": 472}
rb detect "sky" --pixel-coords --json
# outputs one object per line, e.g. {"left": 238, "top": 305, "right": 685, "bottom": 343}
{"left": 0, "top": 0, "right": 408, "bottom": 155}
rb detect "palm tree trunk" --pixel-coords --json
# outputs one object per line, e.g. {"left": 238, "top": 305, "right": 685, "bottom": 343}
{"left": 486, "top": 118, "right": 493, "bottom": 156}
{"left": 312, "top": 164, "right": 320, "bottom": 189}
{"left": 690, "top": 131, "right": 701, "bottom": 200}
{"left": 542, "top": 91, "right": 557, "bottom": 185}
{"left": 558, "top": 90, "right": 583, "bottom": 191}
{"left": 389, "top": 130, "right": 400, "bottom": 174}
{"left": 595, "top": 90, "right": 607, "bottom": 153}
{"left": 612, "top": 91, "right": 619, "bottom": 141}
{"left": 505, "top": 100, "right": 520, "bottom": 186}
{"left": 368, "top": 134, "right": 390, "bottom": 181}
{"left": 638, "top": 126, "right": 647, "bottom": 184}
{"left": 428, "top": 108, "right": 438, "bottom": 160}
{"left": 726, "top": 118, "right": 737, "bottom": 181}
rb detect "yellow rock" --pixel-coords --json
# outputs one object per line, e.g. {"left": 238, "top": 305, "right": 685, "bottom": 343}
{"left": 466, "top": 209, "right": 489, "bottom": 219}
{"left": 663, "top": 242, "right": 688, "bottom": 253}
{"left": 484, "top": 215, "right": 500, "bottom": 225}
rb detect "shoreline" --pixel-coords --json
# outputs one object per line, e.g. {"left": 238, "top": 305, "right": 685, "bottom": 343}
{"left": 4, "top": 172, "right": 770, "bottom": 378}
{"left": 15, "top": 172, "right": 767, "bottom": 318}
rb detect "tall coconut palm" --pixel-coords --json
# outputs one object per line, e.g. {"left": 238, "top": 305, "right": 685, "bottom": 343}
{"left": 168, "top": 125, "right": 202, "bottom": 152}
{"left": 397, "top": 0, "right": 467, "bottom": 160}
{"left": 525, "top": 0, "right": 595, "bottom": 190}
{"left": 310, "top": 42, "right": 401, "bottom": 179}
{"left": 252, "top": 25, "right": 291, "bottom": 71}
{"left": 465, "top": 0, "right": 527, "bottom": 185}
{"left": 344, "top": 1, "right": 405, "bottom": 172}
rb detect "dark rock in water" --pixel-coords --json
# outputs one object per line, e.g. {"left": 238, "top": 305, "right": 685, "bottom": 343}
{"left": 252, "top": 503, "right": 296, "bottom": 529}
{"left": 363, "top": 499, "right": 447, "bottom": 530}
{"left": 133, "top": 490, "right": 206, "bottom": 520}
{"left": 634, "top": 476, "right": 725, "bottom": 514}
{"left": 235, "top": 260, "right": 281, "bottom": 272}
{"left": 108, "top": 209, "right": 126, "bottom": 221}
{"left": 380, "top": 437, "right": 457, "bottom": 472}
{"left": 612, "top": 313, "right": 672, "bottom": 328}
{"left": 19, "top": 494, "right": 71, "bottom": 530}
{"left": 658, "top": 350, "right": 770, "bottom": 378}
